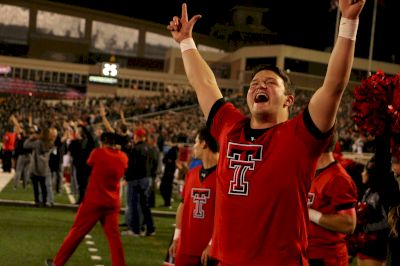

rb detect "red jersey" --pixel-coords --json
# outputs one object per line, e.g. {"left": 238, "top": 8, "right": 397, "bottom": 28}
{"left": 208, "top": 102, "right": 331, "bottom": 266}
{"left": 2, "top": 132, "right": 17, "bottom": 151}
{"left": 85, "top": 147, "right": 128, "bottom": 207}
{"left": 178, "top": 165, "right": 217, "bottom": 256}
{"left": 308, "top": 161, "right": 357, "bottom": 259}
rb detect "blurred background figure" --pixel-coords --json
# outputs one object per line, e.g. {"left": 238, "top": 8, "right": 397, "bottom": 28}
{"left": 308, "top": 131, "right": 357, "bottom": 266}
{"left": 160, "top": 145, "right": 179, "bottom": 208}
{"left": 9, "top": 115, "right": 32, "bottom": 190}
{"left": 352, "top": 156, "right": 390, "bottom": 266}
{"left": 23, "top": 125, "right": 57, "bottom": 207}
{"left": 122, "top": 128, "right": 156, "bottom": 237}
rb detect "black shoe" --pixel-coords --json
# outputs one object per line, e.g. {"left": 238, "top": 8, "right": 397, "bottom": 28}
{"left": 119, "top": 223, "right": 128, "bottom": 227}
{"left": 145, "top": 230, "right": 156, "bottom": 237}
{"left": 45, "top": 259, "right": 55, "bottom": 266}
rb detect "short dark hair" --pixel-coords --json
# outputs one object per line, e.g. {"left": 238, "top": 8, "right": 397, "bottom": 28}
{"left": 120, "top": 124, "right": 128, "bottom": 134}
{"left": 101, "top": 132, "right": 116, "bottom": 146}
{"left": 251, "top": 64, "right": 295, "bottom": 96}
{"left": 198, "top": 127, "right": 219, "bottom": 153}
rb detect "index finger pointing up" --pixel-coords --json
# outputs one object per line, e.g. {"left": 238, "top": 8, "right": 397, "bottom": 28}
{"left": 181, "top": 3, "right": 188, "bottom": 22}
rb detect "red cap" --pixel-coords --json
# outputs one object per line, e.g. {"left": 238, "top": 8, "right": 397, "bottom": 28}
{"left": 134, "top": 128, "right": 146, "bottom": 138}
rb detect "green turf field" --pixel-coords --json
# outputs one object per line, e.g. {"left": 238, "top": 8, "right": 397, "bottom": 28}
{"left": 0, "top": 178, "right": 178, "bottom": 266}
{"left": 0, "top": 205, "right": 175, "bottom": 266}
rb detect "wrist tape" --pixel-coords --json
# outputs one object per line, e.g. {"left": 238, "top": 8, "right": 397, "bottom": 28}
{"left": 338, "top": 17, "right": 359, "bottom": 41}
{"left": 180, "top": 38, "right": 197, "bottom": 53}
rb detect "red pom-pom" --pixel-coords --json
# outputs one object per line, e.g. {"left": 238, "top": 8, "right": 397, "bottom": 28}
{"left": 352, "top": 70, "right": 400, "bottom": 137}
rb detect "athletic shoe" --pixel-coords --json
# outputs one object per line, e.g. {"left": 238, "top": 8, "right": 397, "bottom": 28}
{"left": 121, "top": 230, "right": 141, "bottom": 237}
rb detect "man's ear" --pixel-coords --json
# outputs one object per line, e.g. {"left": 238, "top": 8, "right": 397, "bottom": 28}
{"left": 284, "top": 95, "right": 294, "bottom": 107}
{"left": 202, "top": 140, "right": 208, "bottom": 150}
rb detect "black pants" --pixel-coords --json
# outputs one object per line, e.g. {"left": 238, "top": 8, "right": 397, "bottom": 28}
{"left": 2, "top": 150, "right": 13, "bottom": 172}
{"left": 160, "top": 173, "right": 174, "bottom": 207}
{"left": 31, "top": 174, "right": 47, "bottom": 205}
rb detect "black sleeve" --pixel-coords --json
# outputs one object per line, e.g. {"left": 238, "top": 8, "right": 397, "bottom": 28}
{"left": 302, "top": 105, "right": 333, "bottom": 140}
{"left": 206, "top": 98, "right": 226, "bottom": 129}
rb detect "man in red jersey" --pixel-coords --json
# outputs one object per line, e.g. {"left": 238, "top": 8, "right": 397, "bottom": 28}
{"left": 308, "top": 131, "right": 357, "bottom": 266}
{"left": 168, "top": 126, "right": 219, "bottom": 266}
{"left": 46, "top": 132, "right": 128, "bottom": 266}
{"left": 167, "top": 0, "right": 366, "bottom": 264}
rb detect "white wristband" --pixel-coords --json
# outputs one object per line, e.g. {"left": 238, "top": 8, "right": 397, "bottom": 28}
{"left": 309, "top": 208, "right": 323, "bottom": 224}
{"left": 173, "top": 228, "right": 181, "bottom": 240}
{"left": 338, "top": 17, "right": 359, "bottom": 41}
{"left": 180, "top": 38, "right": 197, "bottom": 53}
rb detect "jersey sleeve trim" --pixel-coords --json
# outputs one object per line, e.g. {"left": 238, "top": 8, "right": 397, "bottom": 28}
{"left": 303, "top": 105, "right": 333, "bottom": 140}
{"left": 335, "top": 202, "right": 356, "bottom": 211}
{"left": 206, "top": 98, "right": 226, "bottom": 129}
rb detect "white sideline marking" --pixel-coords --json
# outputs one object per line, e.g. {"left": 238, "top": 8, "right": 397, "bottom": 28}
{"left": 0, "top": 172, "right": 14, "bottom": 192}
{"left": 91, "top": 255, "right": 102, "bottom": 260}
{"left": 85, "top": 234, "right": 103, "bottom": 264}
{"left": 62, "top": 182, "right": 76, "bottom": 204}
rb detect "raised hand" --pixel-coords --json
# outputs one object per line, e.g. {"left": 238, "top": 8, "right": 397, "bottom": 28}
{"left": 167, "top": 3, "right": 202, "bottom": 43}
{"left": 99, "top": 101, "right": 106, "bottom": 117}
{"left": 340, "top": 0, "right": 366, "bottom": 19}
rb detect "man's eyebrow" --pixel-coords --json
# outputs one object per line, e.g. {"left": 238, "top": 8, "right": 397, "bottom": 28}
{"left": 251, "top": 77, "right": 275, "bottom": 82}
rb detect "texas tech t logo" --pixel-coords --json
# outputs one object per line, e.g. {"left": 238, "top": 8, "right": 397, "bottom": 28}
{"left": 227, "top": 142, "right": 263, "bottom": 196}
{"left": 191, "top": 188, "right": 211, "bottom": 219}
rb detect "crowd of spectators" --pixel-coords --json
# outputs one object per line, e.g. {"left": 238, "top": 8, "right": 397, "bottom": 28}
{"left": 0, "top": 87, "right": 371, "bottom": 155}
{"left": 0, "top": 87, "right": 378, "bottom": 207}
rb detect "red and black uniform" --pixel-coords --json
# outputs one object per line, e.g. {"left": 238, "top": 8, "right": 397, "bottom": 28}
{"left": 207, "top": 99, "right": 331, "bottom": 266}
{"left": 53, "top": 147, "right": 128, "bottom": 266}
{"left": 2, "top": 130, "right": 17, "bottom": 172}
{"left": 308, "top": 161, "right": 358, "bottom": 266}
{"left": 175, "top": 165, "right": 217, "bottom": 266}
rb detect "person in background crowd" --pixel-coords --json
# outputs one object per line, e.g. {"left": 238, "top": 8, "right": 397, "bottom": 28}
{"left": 167, "top": 0, "right": 365, "bottom": 264}
{"left": 2, "top": 120, "right": 17, "bottom": 172}
{"left": 169, "top": 126, "right": 219, "bottom": 266}
{"left": 100, "top": 102, "right": 132, "bottom": 155}
{"left": 68, "top": 121, "right": 96, "bottom": 204}
{"left": 49, "top": 129, "right": 64, "bottom": 194}
{"left": 46, "top": 132, "right": 128, "bottom": 266}
{"left": 387, "top": 204, "right": 400, "bottom": 266}
{"left": 160, "top": 145, "right": 179, "bottom": 208}
{"left": 353, "top": 156, "right": 390, "bottom": 266}
{"left": 9, "top": 115, "right": 32, "bottom": 190}
{"left": 147, "top": 133, "right": 160, "bottom": 208}
{"left": 308, "top": 131, "right": 357, "bottom": 266}
{"left": 24, "top": 125, "right": 57, "bottom": 207}
{"left": 122, "top": 128, "right": 156, "bottom": 237}
{"left": 390, "top": 154, "right": 400, "bottom": 189}
{"left": 352, "top": 127, "right": 400, "bottom": 266}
